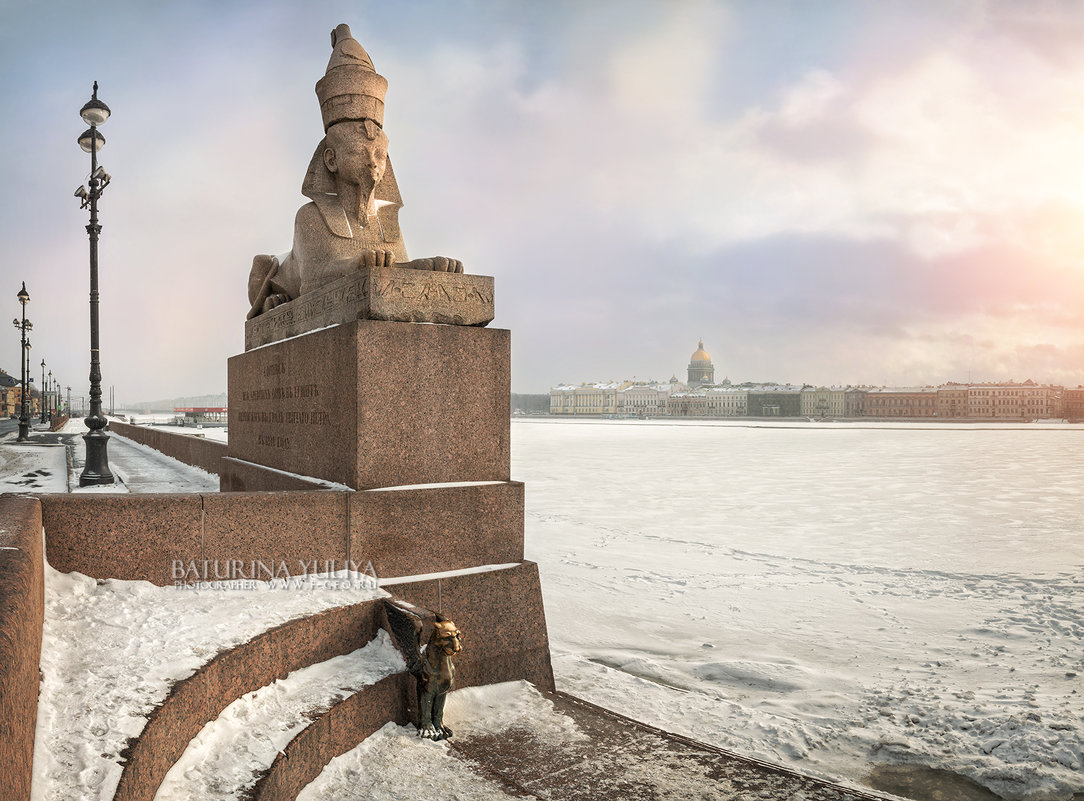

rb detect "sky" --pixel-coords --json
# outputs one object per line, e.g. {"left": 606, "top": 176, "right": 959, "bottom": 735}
{"left": 4, "top": 0, "right": 1084, "bottom": 401}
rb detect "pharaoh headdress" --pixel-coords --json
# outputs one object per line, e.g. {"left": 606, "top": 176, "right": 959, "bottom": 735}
{"left": 303, "top": 24, "right": 403, "bottom": 243}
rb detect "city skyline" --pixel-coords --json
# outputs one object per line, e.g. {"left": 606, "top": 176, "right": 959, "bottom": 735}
{"left": 550, "top": 338, "right": 1083, "bottom": 392}
{"left": 5, "top": 1, "right": 1084, "bottom": 399}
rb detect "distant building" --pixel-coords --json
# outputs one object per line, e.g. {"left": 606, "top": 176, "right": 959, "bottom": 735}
{"left": 617, "top": 382, "right": 673, "bottom": 417}
{"left": 549, "top": 381, "right": 629, "bottom": 415}
{"left": 844, "top": 388, "right": 868, "bottom": 417}
{"left": 747, "top": 385, "right": 803, "bottom": 417}
{"left": 937, "top": 385, "right": 969, "bottom": 418}
{"left": 687, "top": 340, "right": 714, "bottom": 388}
{"left": 801, "top": 386, "right": 846, "bottom": 418}
{"left": 1063, "top": 387, "right": 1084, "bottom": 421}
{"left": 866, "top": 387, "right": 938, "bottom": 417}
{"left": 0, "top": 370, "right": 17, "bottom": 417}
{"left": 669, "top": 385, "right": 747, "bottom": 417}
{"left": 964, "top": 381, "right": 1060, "bottom": 419}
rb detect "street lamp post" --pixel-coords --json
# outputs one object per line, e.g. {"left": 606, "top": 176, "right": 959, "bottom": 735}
{"left": 12, "top": 283, "right": 31, "bottom": 441}
{"left": 47, "top": 370, "right": 53, "bottom": 422}
{"left": 39, "top": 359, "right": 46, "bottom": 423}
{"left": 76, "top": 81, "right": 114, "bottom": 486}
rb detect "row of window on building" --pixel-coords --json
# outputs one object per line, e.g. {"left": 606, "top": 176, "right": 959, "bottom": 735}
{"left": 550, "top": 380, "right": 1084, "bottom": 420}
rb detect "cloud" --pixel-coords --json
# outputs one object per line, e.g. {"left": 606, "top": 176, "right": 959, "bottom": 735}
{"left": 5, "top": 1, "right": 1084, "bottom": 398}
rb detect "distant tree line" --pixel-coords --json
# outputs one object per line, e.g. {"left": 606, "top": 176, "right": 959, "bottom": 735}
{"left": 511, "top": 393, "right": 549, "bottom": 414}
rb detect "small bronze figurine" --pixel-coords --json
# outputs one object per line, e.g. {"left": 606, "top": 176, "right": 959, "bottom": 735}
{"left": 385, "top": 601, "right": 463, "bottom": 740}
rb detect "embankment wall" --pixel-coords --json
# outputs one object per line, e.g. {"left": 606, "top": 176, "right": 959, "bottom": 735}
{"left": 0, "top": 496, "right": 44, "bottom": 801}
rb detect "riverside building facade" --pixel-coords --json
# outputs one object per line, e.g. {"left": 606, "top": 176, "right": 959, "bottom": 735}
{"left": 550, "top": 342, "right": 1073, "bottom": 421}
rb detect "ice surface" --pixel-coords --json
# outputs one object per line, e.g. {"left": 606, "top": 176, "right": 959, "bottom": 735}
{"left": 512, "top": 419, "right": 1084, "bottom": 800}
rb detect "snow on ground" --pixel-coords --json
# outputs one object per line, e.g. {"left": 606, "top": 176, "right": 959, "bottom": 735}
{"left": 138, "top": 422, "right": 229, "bottom": 444}
{"left": 156, "top": 631, "right": 404, "bottom": 800}
{"left": 296, "top": 723, "right": 516, "bottom": 801}
{"left": 53, "top": 416, "right": 218, "bottom": 493}
{"left": 297, "top": 681, "right": 579, "bottom": 801}
{"left": 0, "top": 438, "right": 67, "bottom": 492}
{"left": 31, "top": 566, "right": 386, "bottom": 801}
{"left": 103, "top": 435, "right": 219, "bottom": 493}
{"left": 511, "top": 419, "right": 1084, "bottom": 801}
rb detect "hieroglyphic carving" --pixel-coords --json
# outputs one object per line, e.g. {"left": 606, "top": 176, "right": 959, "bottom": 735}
{"left": 245, "top": 268, "right": 494, "bottom": 350}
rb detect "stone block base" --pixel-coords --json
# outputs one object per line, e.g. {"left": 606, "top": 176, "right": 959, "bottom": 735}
{"left": 219, "top": 457, "right": 340, "bottom": 492}
{"left": 228, "top": 319, "right": 510, "bottom": 490}
{"left": 390, "top": 561, "right": 555, "bottom": 692}
{"left": 354, "top": 481, "right": 524, "bottom": 578}
{"left": 244, "top": 267, "right": 495, "bottom": 351}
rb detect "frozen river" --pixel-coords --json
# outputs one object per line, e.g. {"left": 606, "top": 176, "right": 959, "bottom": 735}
{"left": 512, "top": 418, "right": 1084, "bottom": 801}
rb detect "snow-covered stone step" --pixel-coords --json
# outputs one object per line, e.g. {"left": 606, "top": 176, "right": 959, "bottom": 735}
{"left": 154, "top": 630, "right": 406, "bottom": 800}
{"left": 32, "top": 566, "right": 386, "bottom": 801}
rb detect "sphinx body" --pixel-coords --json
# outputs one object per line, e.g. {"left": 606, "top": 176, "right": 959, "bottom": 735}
{"left": 247, "top": 24, "right": 462, "bottom": 320}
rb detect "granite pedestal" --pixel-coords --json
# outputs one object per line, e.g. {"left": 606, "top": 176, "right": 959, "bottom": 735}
{"left": 227, "top": 318, "right": 510, "bottom": 491}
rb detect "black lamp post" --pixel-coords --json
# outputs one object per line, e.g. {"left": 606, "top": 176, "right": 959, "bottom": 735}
{"left": 39, "top": 359, "right": 46, "bottom": 423}
{"left": 12, "top": 283, "right": 31, "bottom": 441}
{"left": 47, "top": 370, "right": 53, "bottom": 421}
{"left": 76, "top": 81, "right": 114, "bottom": 486}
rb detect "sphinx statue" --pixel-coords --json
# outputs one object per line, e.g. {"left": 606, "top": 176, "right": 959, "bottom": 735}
{"left": 248, "top": 24, "right": 463, "bottom": 320}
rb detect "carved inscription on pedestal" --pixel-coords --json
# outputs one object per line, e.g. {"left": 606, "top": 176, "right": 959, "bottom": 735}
{"left": 229, "top": 338, "right": 352, "bottom": 485}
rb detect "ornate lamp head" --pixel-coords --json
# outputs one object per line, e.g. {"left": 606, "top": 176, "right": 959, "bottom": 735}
{"left": 80, "top": 81, "right": 111, "bottom": 126}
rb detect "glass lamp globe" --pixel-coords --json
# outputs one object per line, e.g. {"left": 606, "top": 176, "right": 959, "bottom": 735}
{"left": 78, "top": 128, "right": 106, "bottom": 153}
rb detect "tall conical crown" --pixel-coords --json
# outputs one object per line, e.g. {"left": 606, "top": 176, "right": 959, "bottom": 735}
{"left": 315, "top": 23, "right": 388, "bottom": 131}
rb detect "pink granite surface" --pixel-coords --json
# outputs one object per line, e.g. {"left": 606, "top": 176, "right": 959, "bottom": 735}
{"left": 352, "top": 481, "right": 524, "bottom": 578}
{"left": 40, "top": 494, "right": 203, "bottom": 585}
{"left": 228, "top": 320, "right": 510, "bottom": 489}
{"left": 201, "top": 491, "right": 351, "bottom": 579}
{"left": 0, "top": 496, "right": 43, "bottom": 801}
{"left": 219, "top": 457, "right": 334, "bottom": 492}
{"left": 389, "top": 561, "right": 554, "bottom": 692}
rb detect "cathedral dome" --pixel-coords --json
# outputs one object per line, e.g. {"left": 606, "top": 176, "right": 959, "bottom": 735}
{"left": 690, "top": 340, "right": 711, "bottom": 363}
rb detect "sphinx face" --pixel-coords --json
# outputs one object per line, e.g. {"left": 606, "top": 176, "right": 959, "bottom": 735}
{"left": 324, "top": 120, "right": 389, "bottom": 192}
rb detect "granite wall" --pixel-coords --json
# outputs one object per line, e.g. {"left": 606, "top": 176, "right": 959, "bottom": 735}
{"left": 109, "top": 421, "right": 227, "bottom": 476}
{"left": 0, "top": 496, "right": 44, "bottom": 801}
{"left": 40, "top": 484, "right": 524, "bottom": 586}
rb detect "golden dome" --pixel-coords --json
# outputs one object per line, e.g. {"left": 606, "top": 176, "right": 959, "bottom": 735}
{"left": 690, "top": 339, "right": 711, "bottom": 363}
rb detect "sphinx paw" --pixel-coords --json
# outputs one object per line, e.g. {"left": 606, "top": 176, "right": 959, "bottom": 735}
{"left": 360, "top": 249, "right": 396, "bottom": 268}
{"left": 418, "top": 725, "right": 440, "bottom": 740}
{"left": 262, "top": 293, "right": 290, "bottom": 312}
{"left": 430, "top": 257, "right": 463, "bottom": 273}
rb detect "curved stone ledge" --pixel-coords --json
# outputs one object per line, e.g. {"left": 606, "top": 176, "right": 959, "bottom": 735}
{"left": 245, "top": 671, "right": 413, "bottom": 800}
{"left": 111, "top": 598, "right": 385, "bottom": 801}
{"left": 109, "top": 562, "right": 553, "bottom": 801}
